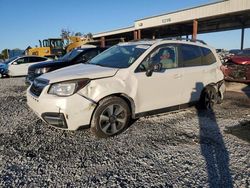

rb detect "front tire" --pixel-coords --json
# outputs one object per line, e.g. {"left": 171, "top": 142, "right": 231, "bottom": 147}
{"left": 91, "top": 96, "right": 131, "bottom": 138}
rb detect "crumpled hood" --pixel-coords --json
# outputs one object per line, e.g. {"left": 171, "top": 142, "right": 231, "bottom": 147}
{"left": 231, "top": 56, "right": 250, "bottom": 65}
{"left": 39, "top": 64, "right": 119, "bottom": 83}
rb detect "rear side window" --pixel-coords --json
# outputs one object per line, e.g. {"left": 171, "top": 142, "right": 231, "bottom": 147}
{"left": 29, "top": 57, "right": 47, "bottom": 63}
{"left": 201, "top": 47, "right": 216, "bottom": 65}
{"left": 180, "top": 44, "right": 202, "bottom": 67}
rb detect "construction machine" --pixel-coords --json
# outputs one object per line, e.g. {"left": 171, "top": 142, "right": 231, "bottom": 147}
{"left": 65, "top": 36, "right": 93, "bottom": 52}
{"left": 27, "top": 38, "right": 65, "bottom": 58}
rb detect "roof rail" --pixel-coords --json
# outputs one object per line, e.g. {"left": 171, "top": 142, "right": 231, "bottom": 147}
{"left": 127, "top": 37, "right": 207, "bottom": 45}
{"left": 129, "top": 38, "right": 156, "bottom": 42}
{"left": 160, "top": 37, "right": 207, "bottom": 45}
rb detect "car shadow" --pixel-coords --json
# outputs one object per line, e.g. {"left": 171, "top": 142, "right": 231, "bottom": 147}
{"left": 192, "top": 82, "right": 233, "bottom": 187}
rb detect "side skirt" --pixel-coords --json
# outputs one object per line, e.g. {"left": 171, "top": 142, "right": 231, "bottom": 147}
{"left": 134, "top": 102, "right": 197, "bottom": 118}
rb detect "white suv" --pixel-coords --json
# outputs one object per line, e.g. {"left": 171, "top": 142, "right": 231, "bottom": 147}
{"left": 27, "top": 39, "right": 225, "bottom": 138}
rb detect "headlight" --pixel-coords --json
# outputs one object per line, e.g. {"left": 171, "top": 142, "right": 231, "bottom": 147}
{"left": 48, "top": 79, "right": 90, "bottom": 97}
{"left": 35, "top": 67, "right": 50, "bottom": 74}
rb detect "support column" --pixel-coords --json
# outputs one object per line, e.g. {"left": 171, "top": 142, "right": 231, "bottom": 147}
{"left": 137, "top": 30, "right": 141, "bottom": 40}
{"left": 241, "top": 27, "right": 245, "bottom": 50}
{"left": 134, "top": 30, "right": 138, "bottom": 40}
{"left": 100, "top": 37, "right": 105, "bottom": 48}
{"left": 192, "top": 19, "right": 198, "bottom": 40}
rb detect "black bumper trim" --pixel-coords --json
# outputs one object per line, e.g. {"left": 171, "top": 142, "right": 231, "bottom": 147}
{"left": 41, "top": 113, "right": 68, "bottom": 129}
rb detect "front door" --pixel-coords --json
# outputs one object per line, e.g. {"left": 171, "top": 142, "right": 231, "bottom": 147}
{"left": 134, "top": 44, "right": 183, "bottom": 114}
{"left": 8, "top": 57, "right": 29, "bottom": 76}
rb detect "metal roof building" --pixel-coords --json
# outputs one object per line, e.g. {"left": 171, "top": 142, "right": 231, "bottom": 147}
{"left": 93, "top": 0, "right": 250, "bottom": 49}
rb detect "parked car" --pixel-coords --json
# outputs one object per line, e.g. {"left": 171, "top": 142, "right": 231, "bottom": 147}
{"left": 229, "top": 49, "right": 241, "bottom": 55}
{"left": 1, "top": 56, "right": 49, "bottom": 77}
{"left": 26, "top": 46, "right": 107, "bottom": 85}
{"left": 221, "top": 49, "right": 250, "bottom": 83}
{"left": 0, "top": 57, "right": 14, "bottom": 78}
{"left": 27, "top": 39, "right": 225, "bottom": 138}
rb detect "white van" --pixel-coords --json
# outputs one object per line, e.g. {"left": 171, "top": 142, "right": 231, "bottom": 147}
{"left": 27, "top": 39, "right": 225, "bottom": 138}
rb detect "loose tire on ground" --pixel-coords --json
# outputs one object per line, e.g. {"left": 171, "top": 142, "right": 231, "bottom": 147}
{"left": 91, "top": 96, "right": 131, "bottom": 138}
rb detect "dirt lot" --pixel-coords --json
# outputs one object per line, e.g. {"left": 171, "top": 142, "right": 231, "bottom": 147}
{"left": 0, "top": 78, "right": 249, "bottom": 187}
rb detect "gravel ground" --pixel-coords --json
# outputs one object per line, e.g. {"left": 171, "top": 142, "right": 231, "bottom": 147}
{"left": 0, "top": 77, "right": 249, "bottom": 187}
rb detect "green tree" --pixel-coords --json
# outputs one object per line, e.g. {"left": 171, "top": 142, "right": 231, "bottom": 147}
{"left": 1, "top": 49, "right": 9, "bottom": 59}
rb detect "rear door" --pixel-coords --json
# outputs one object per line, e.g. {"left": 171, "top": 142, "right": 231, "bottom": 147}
{"left": 178, "top": 44, "right": 204, "bottom": 104}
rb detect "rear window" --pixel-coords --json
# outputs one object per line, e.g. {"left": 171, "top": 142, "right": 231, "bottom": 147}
{"left": 201, "top": 47, "right": 216, "bottom": 65}
{"left": 180, "top": 44, "right": 202, "bottom": 67}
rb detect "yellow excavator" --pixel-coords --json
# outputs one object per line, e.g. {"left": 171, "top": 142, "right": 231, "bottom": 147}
{"left": 27, "top": 36, "right": 94, "bottom": 58}
{"left": 64, "top": 36, "right": 93, "bottom": 52}
{"left": 27, "top": 38, "right": 65, "bottom": 58}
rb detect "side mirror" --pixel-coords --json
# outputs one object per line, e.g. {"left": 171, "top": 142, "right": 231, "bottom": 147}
{"left": 12, "top": 62, "right": 18, "bottom": 65}
{"left": 146, "top": 63, "right": 162, "bottom": 77}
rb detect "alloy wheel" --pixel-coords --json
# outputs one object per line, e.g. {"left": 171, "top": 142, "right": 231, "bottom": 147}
{"left": 99, "top": 104, "right": 127, "bottom": 135}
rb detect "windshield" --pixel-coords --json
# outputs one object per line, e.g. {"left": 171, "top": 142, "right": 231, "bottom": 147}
{"left": 89, "top": 44, "right": 150, "bottom": 68}
{"left": 59, "top": 49, "right": 84, "bottom": 61}
{"left": 236, "top": 49, "right": 250, "bottom": 57}
{"left": 3, "top": 57, "right": 18, "bottom": 64}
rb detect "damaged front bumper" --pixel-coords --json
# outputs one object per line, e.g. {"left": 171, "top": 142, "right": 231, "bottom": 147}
{"left": 27, "top": 88, "right": 96, "bottom": 130}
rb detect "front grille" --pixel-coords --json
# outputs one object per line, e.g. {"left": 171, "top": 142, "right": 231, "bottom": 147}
{"left": 30, "top": 78, "right": 49, "bottom": 97}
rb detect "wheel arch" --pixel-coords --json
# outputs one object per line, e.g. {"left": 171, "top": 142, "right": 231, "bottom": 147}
{"left": 89, "top": 93, "right": 136, "bottom": 127}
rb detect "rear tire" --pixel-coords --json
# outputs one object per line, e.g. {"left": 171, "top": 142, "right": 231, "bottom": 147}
{"left": 91, "top": 96, "right": 131, "bottom": 138}
{"left": 216, "top": 92, "right": 223, "bottom": 104}
{"left": 200, "top": 86, "right": 217, "bottom": 110}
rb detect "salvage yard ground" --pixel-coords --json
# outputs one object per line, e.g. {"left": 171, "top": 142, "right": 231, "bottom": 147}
{"left": 0, "top": 78, "right": 249, "bottom": 187}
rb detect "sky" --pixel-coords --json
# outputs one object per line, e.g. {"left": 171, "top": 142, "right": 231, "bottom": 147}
{"left": 0, "top": 0, "right": 249, "bottom": 51}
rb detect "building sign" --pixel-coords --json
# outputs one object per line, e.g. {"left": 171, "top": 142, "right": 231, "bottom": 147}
{"left": 162, "top": 18, "right": 171, "bottom": 23}
{"left": 138, "top": 23, "right": 143, "bottom": 27}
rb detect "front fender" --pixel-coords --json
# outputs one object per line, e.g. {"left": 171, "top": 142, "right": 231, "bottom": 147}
{"left": 78, "top": 76, "right": 138, "bottom": 118}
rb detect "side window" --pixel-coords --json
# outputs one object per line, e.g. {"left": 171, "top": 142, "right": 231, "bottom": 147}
{"left": 84, "top": 50, "right": 99, "bottom": 60}
{"left": 14, "top": 57, "right": 29, "bottom": 65}
{"left": 137, "top": 44, "right": 178, "bottom": 72}
{"left": 180, "top": 44, "right": 202, "bottom": 67}
{"left": 201, "top": 47, "right": 216, "bottom": 65}
{"left": 29, "top": 57, "right": 47, "bottom": 63}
